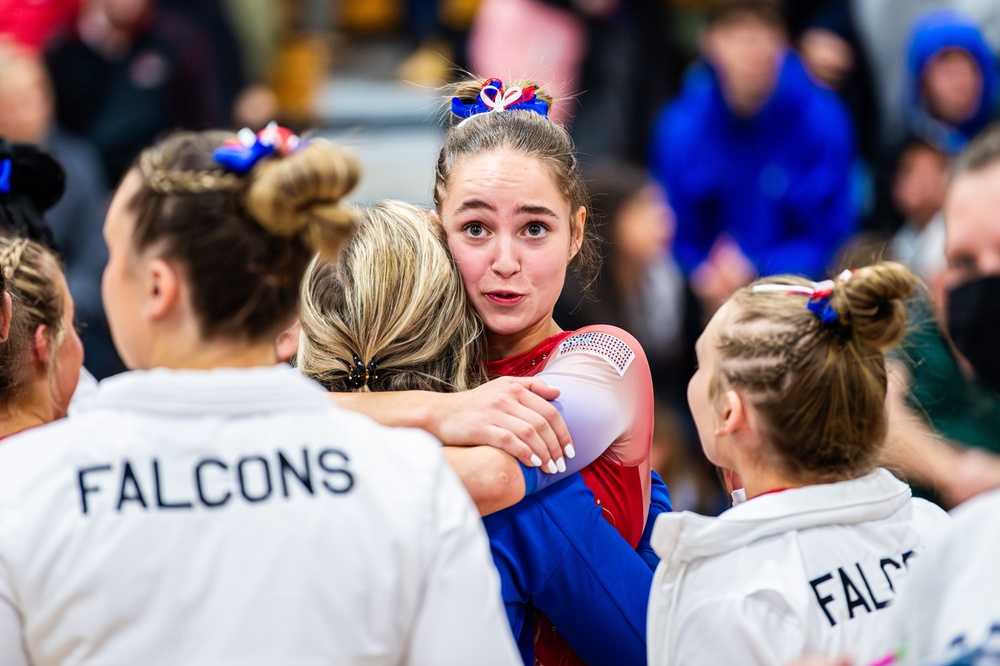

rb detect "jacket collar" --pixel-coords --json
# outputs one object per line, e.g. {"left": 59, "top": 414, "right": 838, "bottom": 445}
{"left": 81, "top": 365, "right": 332, "bottom": 416}
{"left": 652, "top": 468, "right": 911, "bottom": 566}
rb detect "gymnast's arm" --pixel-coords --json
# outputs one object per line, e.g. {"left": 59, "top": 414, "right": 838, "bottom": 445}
{"left": 445, "top": 328, "right": 654, "bottom": 515}
{"left": 331, "top": 376, "right": 571, "bottom": 471}
{"left": 445, "top": 446, "right": 526, "bottom": 516}
{"left": 518, "top": 327, "right": 653, "bottom": 494}
{"left": 491, "top": 475, "right": 657, "bottom": 665}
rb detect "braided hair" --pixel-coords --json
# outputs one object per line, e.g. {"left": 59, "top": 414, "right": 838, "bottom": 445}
{"left": 711, "top": 262, "right": 916, "bottom": 480}
{"left": 129, "top": 130, "right": 361, "bottom": 343}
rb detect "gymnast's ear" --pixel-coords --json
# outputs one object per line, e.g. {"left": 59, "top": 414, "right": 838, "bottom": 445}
{"left": 275, "top": 321, "right": 300, "bottom": 364}
{"left": 569, "top": 206, "right": 586, "bottom": 261}
{"left": 0, "top": 292, "right": 11, "bottom": 343}
{"left": 716, "top": 388, "right": 745, "bottom": 437}
{"left": 141, "top": 257, "right": 183, "bottom": 323}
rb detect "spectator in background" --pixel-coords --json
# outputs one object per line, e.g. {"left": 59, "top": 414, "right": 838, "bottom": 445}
{"left": 887, "top": 138, "right": 1000, "bottom": 470}
{"left": 849, "top": 0, "right": 953, "bottom": 161}
{"left": 555, "top": 157, "right": 691, "bottom": 403}
{"left": 921, "top": 122, "right": 1000, "bottom": 502}
{"left": 890, "top": 139, "right": 949, "bottom": 284}
{"left": 0, "top": 44, "right": 120, "bottom": 378}
{"left": 789, "top": 1, "right": 879, "bottom": 162}
{"left": 45, "top": 0, "right": 226, "bottom": 186}
{"left": 158, "top": 0, "right": 247, "bottom": 122}
{"left": 824, "top": 130, "right": 1000, "bottom": 511}
{"left": 906, "top": 9, "right": 1000, "bottom": 156}
{"left": 879, "top": 123, "right": 1000, "bottom": 666}
{"left": 160, "top": 0, "right": 278, "bottom": 129}
{"left": 786, "top": 1, "right": 896, "bottom": 235}
{"left": 870, "top": 123, "right": 1000, "bottom": 516}
{"left": 650, "top": 0, "right": 856, "bottom": 316}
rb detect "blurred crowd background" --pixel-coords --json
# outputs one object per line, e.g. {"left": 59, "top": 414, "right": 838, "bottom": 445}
{"left": 1, "top": 0, "right": 998, "bottom": 517}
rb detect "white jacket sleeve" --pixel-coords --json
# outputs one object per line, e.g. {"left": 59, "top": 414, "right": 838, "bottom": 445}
{"left": 665, "top": 594, "right": 805, "bottom": 666}
{"left": 0, "top": 562, "right": 30, "bottom": 666}
{"left": 406, "top": 455, "right": 520, "bottom": 666}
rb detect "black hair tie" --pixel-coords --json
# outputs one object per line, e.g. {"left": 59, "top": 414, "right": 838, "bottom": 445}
{"left": 346, "top": 353, "right": 378, "bottom": 388}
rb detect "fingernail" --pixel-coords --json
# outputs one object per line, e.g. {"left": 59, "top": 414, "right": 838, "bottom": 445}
{"left": 565, "top": 444, "right": 576, "bottom": 459}
{"left": 556, "top": 457, "right": 566, "bottom": 473}
{"left": 530, "top": 454, "right": 542, "bottom": 467}
{"left": 546, "top": 459, "right": 558, "bottom": 474}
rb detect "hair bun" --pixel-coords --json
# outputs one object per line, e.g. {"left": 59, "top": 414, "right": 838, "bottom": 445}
{"left": 244, "top": 140, "right": 361, "bottom": 258}
{"left": 0, "top": 141, "right": 64, "bottom": 249}
{"left": 10, "top": 143, "right": 66, "bottom": 213}
{"left": 833, "top": 261, "right": 916, "bottom": 350}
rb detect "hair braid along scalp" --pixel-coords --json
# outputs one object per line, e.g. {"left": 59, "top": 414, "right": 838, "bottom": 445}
{"left": 435, "top": 76, "right": 600, "bottom": 290}
{"left": 139, "top": 149, "right": 243, "bottom": 195}
{"left": 715, "top": 261, "right": 917, "bottom": 481}
{"left": 0, "top": 234, "right": 67, "bottom": 408}
{"left": 0, "top": 237, "right": 29, "bottom": 281}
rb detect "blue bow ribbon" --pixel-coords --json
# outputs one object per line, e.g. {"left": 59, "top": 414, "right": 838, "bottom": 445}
{"left": 451, "top": 78, "right": 550, "bottom": 120}
{"left": 0, "top": 158, "right": 11, "bottom": 194}
{"left": 212, "top": 128, "right": 276, "bottom": 174}
{"left": 212, "top": 123, "right": 302, "bottom": 174}
{"left": 807, "top": 295, "right": 840, "bottom": 325}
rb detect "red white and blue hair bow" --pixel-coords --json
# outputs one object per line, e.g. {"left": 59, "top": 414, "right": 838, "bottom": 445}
{"left": 752, "top": 269, "right": 855, "bottom": 325}
{"left": 212, "top": 121, "right": 303, "bottom": 174}
{"left": 451, "top": 78, "right": 550, "bottom": 121}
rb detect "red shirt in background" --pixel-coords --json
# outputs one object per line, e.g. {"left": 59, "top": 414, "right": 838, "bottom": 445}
{"left": 0, "top": 0, "right": 79, "bottom": 52}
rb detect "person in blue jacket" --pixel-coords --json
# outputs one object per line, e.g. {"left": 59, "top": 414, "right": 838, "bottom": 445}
{"left": 486, "top": 472, "right": 670, "bottom": 664}
{"left": 649, "top": 0, "right": 856, "bottom": 313}
{"left": 905, "top": 9, "right": 1000, "bottom": 156}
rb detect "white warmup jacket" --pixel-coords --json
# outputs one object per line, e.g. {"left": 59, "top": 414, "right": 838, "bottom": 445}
{"left": 893, "top": 487, "right": 1000, "bottom": 665}
{"left": 0, "top": 366, "right": 519, "bottom": 666}
{"left": 647, "top": 468, "right": 950, "bottom": 666}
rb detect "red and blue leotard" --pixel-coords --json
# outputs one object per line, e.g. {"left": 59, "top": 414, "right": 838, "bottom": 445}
{"left": 485, "top": 325, "right": 656, "bottom": 665}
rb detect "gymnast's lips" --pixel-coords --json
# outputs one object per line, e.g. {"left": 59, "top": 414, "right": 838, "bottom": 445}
{"left": 485, "top": 290, "right": 524, "bottom": 306}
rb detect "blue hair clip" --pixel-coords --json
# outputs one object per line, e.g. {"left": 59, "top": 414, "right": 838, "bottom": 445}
{"left": 806, "top": 270, "right": 855, "bottom": 325}
{"left": 212, "top": 122, "right": 302, "bottom": 174}
{"left": 753, "top": 269, "right": 855, "bottom": 327}
{"left": 807, "top": 295, "right": 841, "bottom": 325}
{"left": 451, "top": 78, "right": 550, "bottom": 121}
{"left": 0, "top": 158, "right": 11, "bottom": 194}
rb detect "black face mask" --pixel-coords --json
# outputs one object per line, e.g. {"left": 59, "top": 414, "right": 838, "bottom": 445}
{"left": 947, "top": 275, "right": 1000, "bottom": 395}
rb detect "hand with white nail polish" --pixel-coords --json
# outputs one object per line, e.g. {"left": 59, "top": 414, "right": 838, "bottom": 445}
{"left": 416, "top": 376, "right": 572, "bottom": 472}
